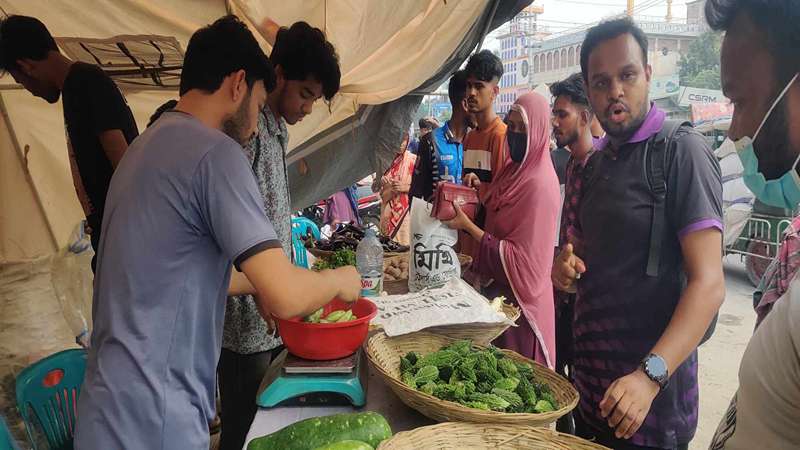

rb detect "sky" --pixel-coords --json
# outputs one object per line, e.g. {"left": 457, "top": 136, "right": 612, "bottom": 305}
{"left": 485, "top": 0, "right": 692, "bottom": 51}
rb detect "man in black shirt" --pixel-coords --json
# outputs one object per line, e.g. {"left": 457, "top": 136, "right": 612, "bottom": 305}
{"left": 0, "top": 15, "right": 139, "bottom": 271}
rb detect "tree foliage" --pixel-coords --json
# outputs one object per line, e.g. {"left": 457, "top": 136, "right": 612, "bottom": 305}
{"left": 678, "top": 32, "right": 722, "bottom": 90}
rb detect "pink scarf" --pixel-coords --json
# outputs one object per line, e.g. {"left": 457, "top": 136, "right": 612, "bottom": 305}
{"left": 483, "top": 93, "right": 560, "bottom": 369}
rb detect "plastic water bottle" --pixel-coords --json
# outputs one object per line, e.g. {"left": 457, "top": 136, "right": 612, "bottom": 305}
{"left": 356, "top": 228, "right": 384, "bottom": 297}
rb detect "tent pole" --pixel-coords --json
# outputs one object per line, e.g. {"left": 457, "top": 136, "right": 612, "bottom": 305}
{"left": 475, "top": 0, "right": 501, "bottom": 51}
{"left": 0, "top": 94, "right": 60, "bottom": 253}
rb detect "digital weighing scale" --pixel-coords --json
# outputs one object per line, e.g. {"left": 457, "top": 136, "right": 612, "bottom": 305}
{"left": 256, "top": 349, "right": 368, "bottom": 408}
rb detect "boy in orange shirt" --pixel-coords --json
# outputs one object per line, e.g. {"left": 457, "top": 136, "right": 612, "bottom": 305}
{"left": 461, "top": 50, "right": 507, "bottom": 256}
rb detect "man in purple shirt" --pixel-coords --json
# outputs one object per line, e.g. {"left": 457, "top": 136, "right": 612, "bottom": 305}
{"left": 552, "top": 18, "right": 725, "bottom": 449}
{"left": 549, "top": 72, "right": 597, "bottom": 434}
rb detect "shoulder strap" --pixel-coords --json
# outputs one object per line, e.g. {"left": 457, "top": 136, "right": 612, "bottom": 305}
{"left": 645, "top": 119, "right": 692, "bottom": 277}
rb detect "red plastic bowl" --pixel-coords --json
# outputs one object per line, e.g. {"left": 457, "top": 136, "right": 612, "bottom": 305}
{"left": 274, "top": 298, "right": 378, "bottom": 361}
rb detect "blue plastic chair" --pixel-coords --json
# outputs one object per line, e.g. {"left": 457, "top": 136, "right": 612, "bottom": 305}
{"left": 0, "top": 415, "right": 21, "bottom": 450}
{"left": 15, "top": 349, "right": 87, "bottom": 450}
{"left": 291, "top": 217, "right": 321, "bottom": 268}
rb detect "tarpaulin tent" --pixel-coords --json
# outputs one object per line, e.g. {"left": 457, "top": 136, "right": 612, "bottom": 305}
{"left": 0, "top": 0, "right": 530, "bottom": 263}
{"left": 0, "top": 2, "right": 530, "bottom": 441}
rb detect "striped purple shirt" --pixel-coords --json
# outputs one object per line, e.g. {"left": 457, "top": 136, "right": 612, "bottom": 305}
{"left": 573, "top": 105, "right": 723, "bottom": 448}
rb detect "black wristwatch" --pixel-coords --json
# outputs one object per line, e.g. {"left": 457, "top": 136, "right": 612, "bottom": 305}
{"left": 640, "top": 353, "right": 669, "bottom": 390}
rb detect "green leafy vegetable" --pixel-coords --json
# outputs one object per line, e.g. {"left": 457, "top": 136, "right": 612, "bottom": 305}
{"left": 516, "top": 376, "right": 538, "bottom": 406}
{"left": 493, "top": 377, "right": 520, "bottom": 391}
{"left": 395, "top": 340, "right": 560, "bottom": 413}
{"left": 400, "top": 355, "right": 414, "bottom": 375}
{"left": 414, "top": 365, "right": 439, "bottom": 385}
{"left": 497, "top": 358, "right": 519, "bottom": 378}
{"left": 420, "top": 382, "right": 437, "bottom": 396}
{"left": 490, "top": 388, "right": 523, "bottom": 409}
{"left": 534, "top": 399, "right": 555, "bottom": 413}
{"left": 464, "top": 401, "right": 491, "bottom": 411}
{"left": 312, "top": 249, "right": 357, "bottom": 271}
{"left": 442, "top": 339, "right": 472, "bottom": 356}
{"left": 467, "top": 393, "right": 510, "bottom": 411}
{"left": 402, "top": 372, "right": 416, "bottom": 389}
{"left": 414, "top": 350, "right": 461, "bottom": 370}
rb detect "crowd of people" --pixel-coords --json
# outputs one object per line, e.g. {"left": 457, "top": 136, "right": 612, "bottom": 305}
{"left": 399, "top": 1, "right": 800, "bottom": 448}
{"left": 1, "top": 0, "right": 799, "bottom": 448}
{"left": 1, "top": 13, "right": 361, "bottom": 450}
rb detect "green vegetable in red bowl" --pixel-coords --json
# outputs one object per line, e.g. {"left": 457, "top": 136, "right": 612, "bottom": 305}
{"left": 305, "top": 308, "right": 357, "bottom": 323}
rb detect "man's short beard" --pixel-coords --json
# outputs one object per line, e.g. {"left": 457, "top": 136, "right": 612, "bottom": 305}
{"left": 222, "top": 88, "right": 252, "bottom": 146}
{"left": 601, "top": 98, "right": 649, "bottom": 141}
{"left": 754, "top": 98, "right": 795, "bottom": 179}
{"left": 557, "top": 129, "right": 579, "bottom": 148}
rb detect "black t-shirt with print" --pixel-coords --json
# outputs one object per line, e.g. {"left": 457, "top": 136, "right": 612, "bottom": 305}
{"left": 62, "top": 62, "right": 139, "bottom": 237}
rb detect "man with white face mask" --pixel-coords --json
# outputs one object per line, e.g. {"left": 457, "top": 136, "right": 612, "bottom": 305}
{"left": 705, "top": 1, "right": 800, "bottom": 448}
{"left": 717, "top": 73, "right": 800, "bottom": 210}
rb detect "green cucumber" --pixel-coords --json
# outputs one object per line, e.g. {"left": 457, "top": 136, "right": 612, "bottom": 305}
{"left": 313, "top": 440, "right": 374, "bottom": 450}
{"left": 246, "top": 412, "right": 392, "bottom": 450}
{"left": 325, "top": 310, "right": 347, "bottom": 322}
{"left": 305, "top": 308, "right": 324, "bottom": 323}
{"left": 336, "top": 310, "right": 355, "bottom": 322}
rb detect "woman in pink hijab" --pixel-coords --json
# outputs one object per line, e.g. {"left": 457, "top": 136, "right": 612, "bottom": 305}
{"left": 446, "top": 92, "right": 560, "bottom": 368}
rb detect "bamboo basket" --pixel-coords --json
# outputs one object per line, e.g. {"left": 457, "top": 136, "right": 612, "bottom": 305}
{"left": 426, "top": 302, "right": 520, "bottom": 346}
{"left": 370, "top": 302, "right": 520, "bottom": 346}
{"left": 377, "top": 422, "right": 610, "bottom": 449}
{"left": 366, "top": 331, "right": 579, "bottom": 427}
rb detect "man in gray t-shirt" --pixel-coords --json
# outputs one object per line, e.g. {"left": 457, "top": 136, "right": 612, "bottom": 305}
{"left": 219, "top": 20, "right": 342, "bottom": 450}
{"left": 73, "top": 16, "right": 360, "bottom": 450}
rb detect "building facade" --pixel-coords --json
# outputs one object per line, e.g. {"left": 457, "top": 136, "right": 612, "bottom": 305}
{"left": 494, "top": 4, "right": 708, "bottom": 115}
{"left": 686, "top": 0, "right": 710, "bottom": 31}
{"left": 494, "top": 5, "right": 543, "bottom": 115}
{"left": 530, "top": 20, "right": 704, "bottom": 86}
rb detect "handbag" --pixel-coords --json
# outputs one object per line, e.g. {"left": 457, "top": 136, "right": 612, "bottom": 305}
{"left": 430, "top": 182, "right": 479, "bottom": 221}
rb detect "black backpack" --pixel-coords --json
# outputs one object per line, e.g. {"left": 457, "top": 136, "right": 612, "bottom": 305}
{"left": 587, "top": 119, "right": 718, "bottom": 345}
